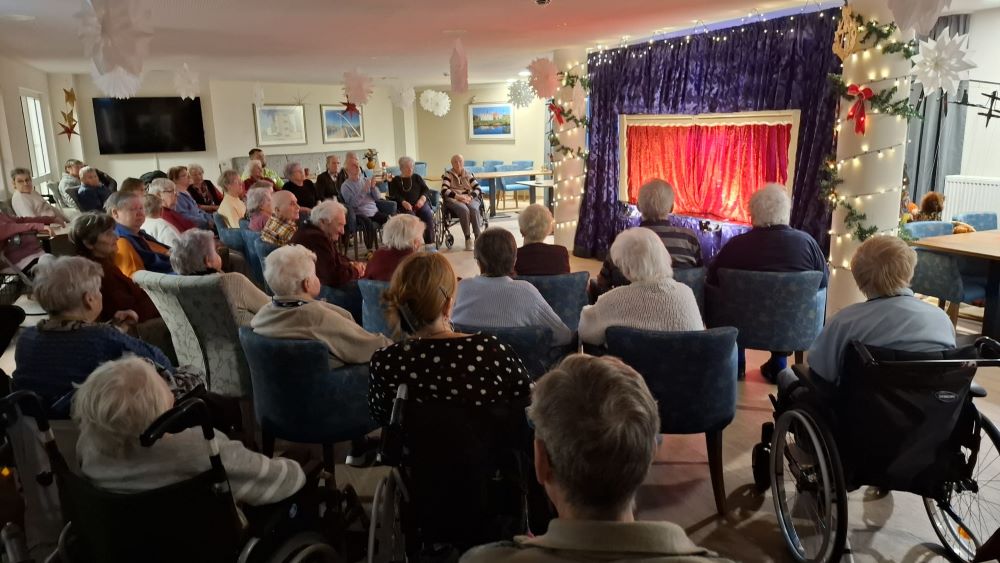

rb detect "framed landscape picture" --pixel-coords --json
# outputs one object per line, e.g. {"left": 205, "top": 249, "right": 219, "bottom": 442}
{"left": 469, "top": 102, "right": 514, "bottom": 140}
{"left": 321, "top": 104, "right": 364, "bottom": 143}
{"left": 254, "top": 104, "right": 306, "bottom": 146}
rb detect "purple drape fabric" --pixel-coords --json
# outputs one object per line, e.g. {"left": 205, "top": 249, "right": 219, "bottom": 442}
{"left": 574, "top": 9, "right": 840, "bottom": 260}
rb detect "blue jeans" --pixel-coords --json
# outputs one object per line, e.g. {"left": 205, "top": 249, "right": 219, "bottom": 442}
{"left": 402, "top": 204, "right": 434, "bottom": 243}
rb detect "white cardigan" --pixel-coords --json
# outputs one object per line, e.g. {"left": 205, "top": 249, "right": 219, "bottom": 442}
{"left": 579, "top": 280, "right": 704, "bottom": 346}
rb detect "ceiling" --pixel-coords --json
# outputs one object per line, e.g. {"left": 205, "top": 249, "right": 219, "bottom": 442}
{"left": 0, "top": 0, "right": 997, "bottom": 86}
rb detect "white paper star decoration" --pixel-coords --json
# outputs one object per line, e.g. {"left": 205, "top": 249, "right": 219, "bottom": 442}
{"left": 389, "top": 84, "right": 416, "bottom": 109}
{"left": 419, "top": 89, "right": 451, "bottom": 117}
{"left": 77, "top": 0, "right": 152, "bottom": 98}
{"left": 527, "top": 58, "right": 559, "bottom": 99}
{"left": 343, "top": 69, "right": 374, "bottom": 106}
{"left": 910, "top": 27, "right": 976, "bottom": 97}
{"left": 252, "top": 83, "right": 265, "bottom": 108}
{"left": 888, "top": 0, "right": 952, "bottom": 35}
{"left": 507, "top": 81, "right": 534, "bottom": 108}
{"left": 174, "top": 63, "right": 199, "bottom": 100}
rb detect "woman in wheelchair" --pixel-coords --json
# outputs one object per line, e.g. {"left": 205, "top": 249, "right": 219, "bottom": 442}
{"left": 441, "top": 154, "right": 485, "bottom": 251}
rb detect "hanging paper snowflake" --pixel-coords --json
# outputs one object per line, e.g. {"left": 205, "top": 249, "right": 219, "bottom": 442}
{"left": 252, "top": 83, "right": 265, "bottom": 108}
{"left": 450, "top": 39, "right": 469, "bottom": 94}
{"left": 419, "top": 89, "right": 451, "bottom": 117}
{"left": 389, "top": 84, "right": 416, "bottom": 109}
{"left": 507, "top": 81, "right": 534, "bottom": 108}
{"left": 77, "top": 0, "right": 152, "bottom": 98}
{"left": 527, "top": 58, "right": 559, "bottom": 99}
{"left": 343, "top": 69, "right": 374, "bottom": 106}
{"left": 174, "top": 63, "right": 199, "bottom": 100}
{"left": 888, "top": 0, "right": 952, "bottom": 35}
{"left": 910, "top": 27, "right": 976, "bottom": 97}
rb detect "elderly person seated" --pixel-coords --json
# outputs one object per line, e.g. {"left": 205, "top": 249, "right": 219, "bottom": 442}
{"left": 10, "top": 167, "right": 68, "bottom": 224}
{"left": 462, "top": 354, "right": 731, "bottom": 563}
{"left": 261, "top": 190, "right": 301, "bottom": 246}
{"left": 386, "top": 156, "right": 433, "bottom": 244}
{"left": 77, "top": 166, "right": 113, "bottom": 212}
{"left": 341, "top": 161, "right": 388, "bottom": 251}
{"left": 282, "top": 161, "right": 319, "bottom": 210}
{"left": 290, "top": 200, "right": 364, "bottom": 287}
{"left": 140, "top": 194, "right": 182, "bottom": 248}
{"left": 709, "top": 183, "right": 828, "bottom": 380}
{"left": 251, "top": 245, "right": 390, "bottom": 368}
{"left": 187, "top": 163, "right": 223, "bottom": 212}
{"left": 0, "top": 211, "right": 59, "bottom": 277}
{"left": 167, "top": 166, "right": 211, "bottom": 229}
{"left": 118, "top": 177, "right": 147, "bottom": 195}
{"left": 248, "top": 148, "right": 284, "bottom": 188}
{"left": 441, "top": 154, "right": 484, "bottom": 251}
{"left": 363, "top": 214, "right": 424, "bottom": 282}
{"left": 316, "top": 154, "right": 342, "bottom": 201}
{"left": 591, "top": 179, "right": 702, "bottom": 301}
{"left": 243, "top": 159, "right": 275, "bottom": 192}
{"left": 514, "top": 204, "right": 568, "bottom": 276}
{"left": 148, "top": 178, "right": 196, "bottom": 234}
{"left": 106, "top": 190, "right": 173, "bottom": 277}
{"left": 369, "top": 252, "right": 532, "bottom": 424}
{"left": 217, "top": 170, "right": 248, "bottom": 229}
{"left": 786, "top": 236, "right": 955, "bottom": 388}
{"left": 579, "top": 228, "right": 703, "bottom": 347}
{"left": 452, "top": 228, "right": 572, "bottom": 346}
{"left": 336, "top": 151, "right": 360, "bottom": 184}
{"left": 246, "top": 185, "right": 274, "bottom": 232}
{"left": 73, "top": 356, "right": 304, "bottom": 506}
{"left": 58, "top": 159, "right": 116, "bottom": 208}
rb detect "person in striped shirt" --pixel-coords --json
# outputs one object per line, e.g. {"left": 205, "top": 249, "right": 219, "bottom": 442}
{"left": 441, "top": 154, "right": 485, "bottom": 251}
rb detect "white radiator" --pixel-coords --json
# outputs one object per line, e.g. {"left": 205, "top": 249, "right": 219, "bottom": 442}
{"left": 942, "top": 175, "right": 1000, "bottom": 222}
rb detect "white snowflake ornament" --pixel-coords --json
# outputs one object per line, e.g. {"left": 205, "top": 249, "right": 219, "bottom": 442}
{"left": 419, "top": 90, "right": 451, "bottom": 117}
{"left": 910, "top": 27, "right": 976, "bottom": 97}
{"left": 174, "top": 63, "right": 199, "bottom": 100}
{"left": 389, "top": 84, "right": 416, "bottom": 109}
{"left": 507, "top": 81, "right": 534, "bottom": 108}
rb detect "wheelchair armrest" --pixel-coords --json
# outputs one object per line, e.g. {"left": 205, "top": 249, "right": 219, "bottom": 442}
{"left": 140, "top": 398, "right": 214, "bottom": 446}
{"left": 0, "top": 390, "right": 50, "bottom": 432}
{"left": 791, "top": 364, "right": 838, "bottom": 397}
{"left": 977, "top": 337, "right": 1000, "bottom": 360}
{"left": 377, "top": 385, "right": 408, "bottom": 467}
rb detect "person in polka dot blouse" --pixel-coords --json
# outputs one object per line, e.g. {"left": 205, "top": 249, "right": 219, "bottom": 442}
{"left": 369, "top": 252, "right": 532, "bottom": 425}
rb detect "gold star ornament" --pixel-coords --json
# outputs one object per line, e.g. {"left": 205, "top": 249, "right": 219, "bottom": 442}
{"left": 63, "top": 88, "right": 77, "bottom": 107}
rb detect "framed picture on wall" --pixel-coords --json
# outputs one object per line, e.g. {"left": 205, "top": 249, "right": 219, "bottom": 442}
{"left": 468, "top": 102, "right": 515, "bottom": 140}
{"left": 253, "top": 104, "right": 307, "bottom": 146}
{"left": 320, "top": 104, "right": 365, "bottom": 143}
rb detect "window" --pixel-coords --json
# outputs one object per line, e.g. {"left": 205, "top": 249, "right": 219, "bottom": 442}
{"left": 20, "top": 93, "right": 51, "bottom": 178}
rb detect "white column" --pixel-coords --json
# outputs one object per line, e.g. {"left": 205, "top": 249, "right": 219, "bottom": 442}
{"left": 552, "top": 48, "right": 587, "bottom": 248}
{"left": 827, "top": 0, "right": 910, "bottom": 317}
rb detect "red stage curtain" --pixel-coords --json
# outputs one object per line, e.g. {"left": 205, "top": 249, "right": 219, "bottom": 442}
{"left": 626, "top": 123, "right": 792, "bottom": 224}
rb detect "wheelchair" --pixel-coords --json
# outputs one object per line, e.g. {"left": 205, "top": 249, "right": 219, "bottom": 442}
{"left": 432, "top": 190, "right": 488, "bottom": 250}
{"left": 751, "top": 338, "right": 1000, "bottom": 563}
{"left": 367, "top": 384, "right": 550, "bottom": 562}
{"left": 0, "top": 390, "right": 345, "bottom": 563}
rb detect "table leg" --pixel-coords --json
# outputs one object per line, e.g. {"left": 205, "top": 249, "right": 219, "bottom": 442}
{"left": 529, "top": 187, "right": 537, "bottom": 205}
{"left": 983, "top": 260, "right": 1000, "bottom": 339}
{"left": 545, "top": 186, "right": 554, "bottom": 211}
{"left": 488, "top": 178, "right": 498, "bottom": 218}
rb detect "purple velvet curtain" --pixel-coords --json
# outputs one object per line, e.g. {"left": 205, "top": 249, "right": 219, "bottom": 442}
{"left": 574, "top": 9, "right": 840, "bottom": 260}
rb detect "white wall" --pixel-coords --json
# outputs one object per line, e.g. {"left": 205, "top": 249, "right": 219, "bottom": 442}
{"left": 414, "top": 84, "right": 546, "bottom": 175}
{"left": 0, "top": 55, "right": 59, "bottom": 192}
{"left": 960, "top": 7, "right": 1000, "bottom": 178}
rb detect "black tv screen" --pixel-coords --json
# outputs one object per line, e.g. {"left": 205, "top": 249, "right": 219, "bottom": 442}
{"left": 92, "top": 97, "right": 207, "bottom": 154}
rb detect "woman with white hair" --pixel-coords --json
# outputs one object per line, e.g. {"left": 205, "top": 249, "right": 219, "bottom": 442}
{"left": 243, "top": 159, "right": 274, "bottom": 191}
{"left": 140, "top": 194, "right": 183, "bottom": 248}
{"left": 289, "top": 199, "right": 365, "bottom": 287}
{"left": 187, "top": 163, "right": 223, "bottom": 212}
{"left": 579, "top": 227, "right": 703, "bottom": 346}
{"left": 170, "top": 229, "right": 267, "bottom": 325}
{"left": 282, "top": 161, "right": 319, "bottom": 210}
{"left": 147, "top": 178, "right": 196, "bottom": 234}
{"left": 216, "top": 169, "right": 247, "bottom": 229}
{"left": 514, "top": 204, "right": 569, "bottom": 276}
{"left": 708, "top": 183, "right": 828, "bottom": 380}
{"left": 801, "top": 236, "right": 955, "bottom": 386}
{"left": 246, "top": 186, "right": 274, "bottom": 232}
{"left": 386, "top": 156, "right": 433, "bottom": 244}
{"left": 73, "top": 356, "right": 305, "bottom": 506}
{"left": 251, "top": 245, "right": 390, "bottom": 368}
{"left": 363, "top": 214, "right": 424, "bottom": 282}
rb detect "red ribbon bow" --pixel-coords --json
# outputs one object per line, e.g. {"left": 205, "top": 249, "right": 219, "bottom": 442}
{"left": 341, "top": 101, "right": 359, "bottom": 117}
{"left": 548, "top": 103, "right": 565, "bottom": 125}
{"left": 846, "top": 84, "right": 874, "bottom": 135}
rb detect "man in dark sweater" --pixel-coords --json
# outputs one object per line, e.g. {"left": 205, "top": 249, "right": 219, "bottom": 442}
{"left": 289, "top": 199, "right": 364, "bottom": 288}
{"left": 316, "top": 154, "right": 343, "bottom": 201}
{"left": 708, "top": 183, "right": 828, "bottom": 380}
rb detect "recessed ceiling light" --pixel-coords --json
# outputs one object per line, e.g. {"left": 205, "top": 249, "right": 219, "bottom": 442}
{"left": 0, "top": 14, "right": 35, "bottom": 22}
{"left": 518, "top": 70, "right": 531, "bottom": 77}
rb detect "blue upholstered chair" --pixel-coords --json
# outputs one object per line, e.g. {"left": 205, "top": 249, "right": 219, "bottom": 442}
{"left": 318, "top": 282, "right": 364, "bottom": 324}
{"left": 358, "top": 279, "right": 392, "bottom": 337}
{"left": 253, "top": 237, "right": 279, "bottom": 293}
{"left": 414, "top": 162, "right": 428, "bottom": 178}
{"left": 673, "top": 266, "right": 707, "bottom": 317}
{"left": 605, "top": 326, "right": 739, "bottom": 515}
{"left": 511, "top": 161, "right": 534, "bottom": 169}
{"left": 516, "top": 272, "right": 589, "bottom": 331}
{"left": 706, "top": 269, "right": 826, "bottom": 365}
{"left": 452, "top": 324, "right": 557, "bottom": 380}
{"left": 481, "top": 160, "right": 504, "bottom": 171}
{"left": 904, "top": 220, "right": 987, "bottom": 321}
{"left": 462, "top": 160, "right": 478, "bottom": 167}
{"left": 240, "top": 230, "right": 266, "bottom": 288}
{"left": 953, "top": 212, "right": 997, "bottom": 232}
{"left": 238, "top": 328, "right": 377, "bottom": 476}
{"left": 495, "top": 164, "right": 529, "bottom": 208}
{"left": 903, "top": 220, "right": 953, "bottom": 239}
{"left": 213, "top": 213, "right": 246, "bottom": 256}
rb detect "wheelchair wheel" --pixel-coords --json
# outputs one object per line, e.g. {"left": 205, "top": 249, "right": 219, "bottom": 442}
{"left": 771, "top": 408, "right": 848, "bottom": 563}
{"left": 367, "top": 473, "right": 405, "bottom": 563}
{"left": 264, "top": 532, "right": 339, "bottom": 563}
{"left": 924, "top": 411, "right": 1000, "bottom": 562}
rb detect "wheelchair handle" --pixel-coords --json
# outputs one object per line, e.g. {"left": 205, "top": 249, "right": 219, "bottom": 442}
{"left": 389, "top": 384, "right": 409, "bottom": 427}
{"left": 140, "top": 397, "right": 214, "bottom": 447}
{"left": 0, "top": 390, "right": 50, "bottom": 433}
{"left": 853, "top": 340, "right": 1000, "bottom": 368}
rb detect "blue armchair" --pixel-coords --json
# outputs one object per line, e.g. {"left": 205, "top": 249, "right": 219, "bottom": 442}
{"left": 319, "top": 282, "right": 363, "bottom": 325}
{"left": 673, "top": 266, "right": 706, "bottom": 317}
{"left": 605, "top": 326, "right": 739, "bottom": 515}
{"left": 481, "top": 160, "right": 504, "bottom": 171}
{"left": 511, "top": 161, "right": 534, "bottom": 169}
{"left": 238, "top": 327, "right": 378, "bottom": 476}
{"left": 903, "top": 220, "right": 953, "bottom": 239}
{"left": 240, "top": 230, "right": 266, "bottom": 289}
{"left": 358, "top": 279, "right": 392, "bottom": 337}
{"left": 516, "top": 272, "right": 589, "bottom": 331}
{"left": 213, "top": 214, "right": 246, "bottom": 257}
{"left": 462, "top": 160, "right": 478, "bottom": 167}
{"left": 452, "top": 324, "right": 557, "bottom": 380}
{"left": 905, "top": 220, "right": 986, "bottom": 322}
{"left": 953, "top": 212, "right": 997, "bottom": 232}
{"left": 706, "top": 269, "right": 825, "bottom": 365}
{"left": 495, "top": 164, "right": 529, "bottom": 209}
{"left": 414, "top": 162, "right": 428, "bottom": 178}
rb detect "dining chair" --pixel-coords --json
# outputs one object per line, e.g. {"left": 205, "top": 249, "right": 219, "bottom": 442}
{"left": 953, "top": 212, "right": 997, "bottom": 232}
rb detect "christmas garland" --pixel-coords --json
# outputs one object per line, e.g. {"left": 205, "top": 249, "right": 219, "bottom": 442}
{"left": 818, "top": 156, "right": 879, "bottom": 241}
{"left": 548, "top": 71, "right": 590, "bottom": 159}
{"left": 828, "top": 74, "right": 921, "bottom": 120}
{"left": 851, "top": 13, "right": 919, "bottom": 59}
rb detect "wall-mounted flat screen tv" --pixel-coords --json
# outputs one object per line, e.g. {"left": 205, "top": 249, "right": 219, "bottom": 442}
{"left": 92, "top": 97, "right": 207, "bottom": 154}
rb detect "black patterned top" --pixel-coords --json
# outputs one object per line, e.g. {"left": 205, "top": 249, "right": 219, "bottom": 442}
{"left": 368, "top": 333, "right": 532, "bottom": 425}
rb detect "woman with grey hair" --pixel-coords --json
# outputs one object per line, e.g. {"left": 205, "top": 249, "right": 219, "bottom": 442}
{"left": 579, "top": 227, "right": 703, "bottom": 346}
{"left": 363, "top": 214, "right": 424, "bottom": 282}
{"left": 217, "top": 169, "right": 247, "bottom": 229}
{"left": 147, "top": 178, "right": 196, "bottom": 234}
{"left": 387, "top": 156, "right": 433, "bottom": 244}
{"left": 246, "top": 186, "right": 274, "bottom": 232}
{"left": 452, "top": 228, "right": 572, "bottom": 346}
{"left": 170, "top": 229, "right": 267, "bottom": 325}
{"left": 282, "top": 161, "right": 319, "bottom": 210}
{"left": 187, "top": 163, "right": 223, "bottom": 212}
{"left": 288, "top": 199, "right": 365, "bottom": 287}
{"left": 514, "top": 204, "right": 569, "bottom": 276}
{"left": 708, "top": 183, "right": 827, "bottom": 380}
{"left": 243, "top": 159, "right": 274, "bottom": 191}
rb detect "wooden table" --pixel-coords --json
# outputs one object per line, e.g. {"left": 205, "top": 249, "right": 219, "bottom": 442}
{"left": 911, "top": 231, "right": 1000, "bottom": 338}
{"left": 514, "top": 179, "right": 555, "bottom": 210}
{"left": 474, "top": 170, "right": 552, "bottom": 218}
